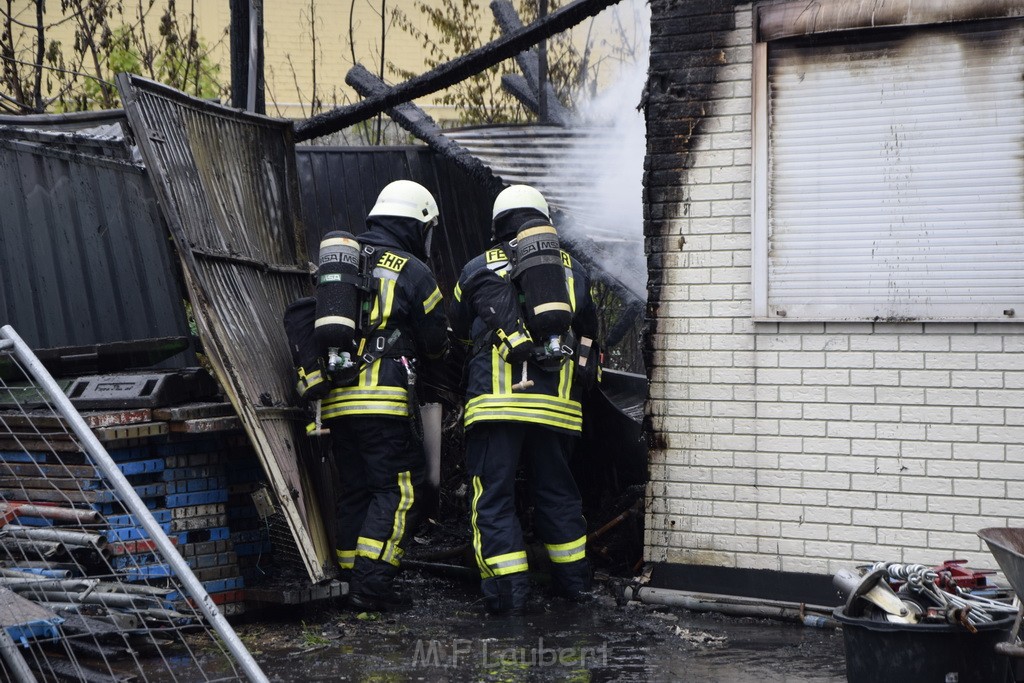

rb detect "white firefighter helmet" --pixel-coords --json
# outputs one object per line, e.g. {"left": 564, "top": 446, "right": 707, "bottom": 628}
{"left": 368, "top": 180, "right": 439, "bottom": 225}
{"left": 492, "top": 184, "right": 549, "bottom": 220}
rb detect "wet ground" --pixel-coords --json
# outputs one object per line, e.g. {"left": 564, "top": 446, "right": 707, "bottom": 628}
{"left": 234, "top": 571, "right": 847, "bottom": 682}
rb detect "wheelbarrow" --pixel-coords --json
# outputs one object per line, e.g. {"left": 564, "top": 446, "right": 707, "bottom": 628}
{"left": 978, "top": 528, "right": 1024, "bottom": 658}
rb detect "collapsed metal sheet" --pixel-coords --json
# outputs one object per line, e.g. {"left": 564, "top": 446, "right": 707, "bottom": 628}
{"left": 116, "top": 74, "right": 332, "bottom": 582}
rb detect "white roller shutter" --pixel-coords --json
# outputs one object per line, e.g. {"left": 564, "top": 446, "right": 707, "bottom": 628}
{"left": 761, "top": 20, "right": 1024, "bottom": 321}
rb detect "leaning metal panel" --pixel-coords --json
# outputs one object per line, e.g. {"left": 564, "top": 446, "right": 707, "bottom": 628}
{"left": 0, "top": 324, "right": 267, "bottom": 682}
{"left": 116, "top": 74, "right": 332, "bottom": 582}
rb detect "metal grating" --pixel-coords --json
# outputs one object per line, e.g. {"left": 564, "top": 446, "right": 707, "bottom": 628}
{"left": 117, "top": 74, "right": 333, "bottom": 582}
{"left": 0, "top": 324, "right": 267, "bottom": 682}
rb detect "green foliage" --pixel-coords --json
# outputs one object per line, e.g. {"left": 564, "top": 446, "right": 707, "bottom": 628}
{"left": 1, "top": 0, "right": 224, "bottom": 113}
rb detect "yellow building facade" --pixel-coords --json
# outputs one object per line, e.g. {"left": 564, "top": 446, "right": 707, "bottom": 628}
{"left": 6, "top": 1, "right": 642, "bottom": 123}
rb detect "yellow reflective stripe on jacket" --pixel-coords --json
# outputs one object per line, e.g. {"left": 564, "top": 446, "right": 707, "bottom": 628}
{"left": 336, "top": 548, "right": 356, "bottom": 569}
{"left": 454, "top": 281, "right": 463, "bottom": 302}
{"left": 423, "top": 286, "right": 442, "bottom": 314}
{"left": 466, "top": 394, "right": 581, "bottom": 416}
{"left": 471, "top": 476, "right": 493, "bottom": 578}
{"left": 370, "top": 278, "right": 397, "bottom": 328}
{"left": 464, "top": 402, "right": 582, "bottom": 431}
{"left": 484, "top": 550, "right": 529, "bottom": 576}
{"left": 356, "top": 536, "right": 384, "bottom": 560}
{"left": 489, "top": 347, "right": 515, "bottom": 394}
{"left": 324, "top": 386, "right": 408, "bottom": 402}
{"left": 359, "top": 356, "right": 381, "bottom": 386}
{"left": 297, "top": 367, "right": 325, "bottom": 398}
{"left": 466, "top": 409, "right": 582, "bottom": 432}
{"left": 321, "top": 385, "right": 409, "bottom": 419}
{"left": 545, "top": 536, "right": 586, "bottom": 564}
{"left": 557, "top": 356, "right": 574, "bottom": 400}
{"left": 381, "top": 471, "right": 414, "bottom": 567}
{"left": 566, "top": 272, "right": 577, "bottom": 312}
{"left": 495, "top": 328, "right": 530, "bottom": 362}
{"left": 321, "top": 401, "right": 408, "bottom": 419}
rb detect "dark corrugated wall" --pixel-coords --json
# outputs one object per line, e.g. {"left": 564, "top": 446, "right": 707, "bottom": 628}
{"left": 0, "top": 128, "right": 190, "bottom": 350}
{"left": 294, "top": 146, "right": 493, "bottom": 299}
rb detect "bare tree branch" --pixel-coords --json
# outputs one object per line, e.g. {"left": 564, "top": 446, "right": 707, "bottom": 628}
{"left": 0, "top": 52, "right": 114, "bottom": 87}
{"left": 347, "top": 0, "right": 357, "bottom": 67}
{"left": 2, "top": 0, "right": 26, "bottom": 108}
{"left": 0, "top": 5, "right": 76, "bottom": 31}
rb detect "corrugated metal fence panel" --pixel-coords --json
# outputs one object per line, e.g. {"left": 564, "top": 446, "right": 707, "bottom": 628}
{"left": 295, "top": 146, "right": 492, "bottom": 299}
{"left": 117, "top": 75, "right": 331, "bottom": 581}
{"left": 767, "top": 19, "right": 1024, "bottom": 321}
{"left": 0, "top": 128, "right": 190, "bottom": 350}
{"left": 444, "top": 125, "right": 610, "bottom": 224}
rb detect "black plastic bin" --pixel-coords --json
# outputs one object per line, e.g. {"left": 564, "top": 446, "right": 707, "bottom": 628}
{"left": 835, "top": 608, "right": 1015, "bottom": 683}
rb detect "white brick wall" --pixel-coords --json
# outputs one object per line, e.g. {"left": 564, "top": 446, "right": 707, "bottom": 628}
{"left": 645, "top": 3, "right": 1024, "bottom": 577}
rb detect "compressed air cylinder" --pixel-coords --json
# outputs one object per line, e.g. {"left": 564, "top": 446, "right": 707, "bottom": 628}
{"left": 314, "top": 231, "right": 362, "bottom": 362}
{"left": 513, "top": 222, "right": 572, "bottom": 340}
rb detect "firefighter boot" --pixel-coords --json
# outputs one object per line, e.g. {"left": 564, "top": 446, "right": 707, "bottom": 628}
{"left": 482, "top": 574, "right": 530, "bottom": 616}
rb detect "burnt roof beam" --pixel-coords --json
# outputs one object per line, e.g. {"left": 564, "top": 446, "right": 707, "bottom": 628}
{"left": 293, "top": 0, "right": 621, "bottom": 141}
{"left": 490, "top": 0, "right": 573, "bottom": 126}
{"left": 345, "top": 64, "right": 506, "bottom": 198}
{"left": 500, "top": 74, "right": 546, "bottom": 118}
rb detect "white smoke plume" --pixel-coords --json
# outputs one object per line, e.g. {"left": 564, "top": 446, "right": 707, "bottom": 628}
{"left": 558, "top": 0, "right": 651, "bottom": 301}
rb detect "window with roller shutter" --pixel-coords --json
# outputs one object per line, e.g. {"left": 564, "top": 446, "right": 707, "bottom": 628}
{"left": 752, "top": 6, "right": 1024, "bottom": 322}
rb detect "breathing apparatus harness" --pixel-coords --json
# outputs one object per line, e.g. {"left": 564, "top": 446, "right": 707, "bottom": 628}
{"left": 483, "top": 220, "right": 594, "bottom": 392}
{"left": 286, "top": 231, "right": 419, "bottom": 434}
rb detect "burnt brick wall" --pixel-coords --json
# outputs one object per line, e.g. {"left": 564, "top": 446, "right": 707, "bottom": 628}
{"left": 643, "top": 0, "right": 747, "bottom": 566}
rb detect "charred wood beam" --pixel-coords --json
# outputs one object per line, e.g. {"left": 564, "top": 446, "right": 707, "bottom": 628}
{"left": 490, "top": 0, "right": 572, "bottom": 126}
{"left": 294, "top": 0, "right": 620, "bottom": 141}
{"left": 345, "top": 64, "right": 506, "bottom": 198}
{"left": 501, "top": 74, "right": 544, "bottom": 117}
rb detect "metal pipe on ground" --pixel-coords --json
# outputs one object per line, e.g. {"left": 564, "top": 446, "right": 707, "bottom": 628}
{"left": 4, "top": 577, "right": 170, "bottom": 598}
{"left": 37, "top": 603, "right": 149, "bottom": 634}
{"left": 2, "top": 578, "right": 94, "bottom": 592}
{"left": 0, "top": 539, "right": 66, "bottom": 559}
{"left": 625, "top": 585, "right": 840, "bottom": 629}
{"left": 26, "top": 590, "right": 161, "bottom": 609}
{"left": 0, "top": 567, "right": 72, "bottom": 580}
{"left": 0, "top": 504, "right": 101, "bottom": 524}
{"left": 3, "top": 526, "right": 107, "bottom": 549}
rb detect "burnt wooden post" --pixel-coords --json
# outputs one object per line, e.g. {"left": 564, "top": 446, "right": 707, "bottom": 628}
{"left": 345, "top": 65, "right": 506, "bottom": 198}
{"left": 229, "top": 0, "right": 265, "bottom": 113}
{"left": 294, "top": 0, "right": 619, "bottom": 140}
{"left": 491, "top": 0, "right": 572, "bottom": 125}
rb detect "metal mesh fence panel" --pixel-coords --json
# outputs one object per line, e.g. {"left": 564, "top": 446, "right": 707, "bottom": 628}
{"left": 0, "top": 325, "right": 267, "bottom": 682}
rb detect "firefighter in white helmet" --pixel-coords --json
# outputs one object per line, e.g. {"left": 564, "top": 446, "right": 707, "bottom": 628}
{"left": 323, "top": 179, "right": 448, "bottom": 611}
{"left": 451, "top": 184, "right": 600, "bottom": 615}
